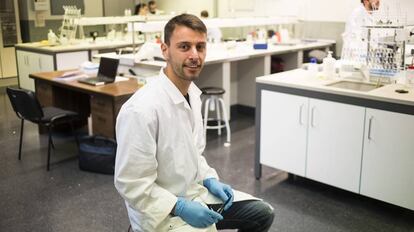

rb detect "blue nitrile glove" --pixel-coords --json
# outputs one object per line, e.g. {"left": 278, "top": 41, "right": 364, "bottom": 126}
{"left": 203, "top": 178, "right": 234, "bottom": 211}
{"left": 174, "top": 197, "right": 223, "bottom": 228}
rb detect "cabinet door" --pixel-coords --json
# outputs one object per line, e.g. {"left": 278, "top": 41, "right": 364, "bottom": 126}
{"left": 260, "top": 90, "right": 308, "bottom": 176}
{"left": 31, "top": 53, "right": 54, "bottom": 72}
{"left": 307, "top": 99, "right": 365, "bottom": 193}
{"left": 16, "top": 50, "right": 32, "bottom": 90}
{"left": 361, "top": 109, "right": 414, "bottom": 210}
{"left": 17, "top": 50, "right": 54, "bottom": 91}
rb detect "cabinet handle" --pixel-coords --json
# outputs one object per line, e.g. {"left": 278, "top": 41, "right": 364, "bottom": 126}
{"left": 368, "top": 116, "right": 373, "bottom": 140}
{"left": 311, "top": 106, "right": 316, "bottom": 127}
{"left": 38, "top": 58, "right": 42, "bottom": 69}
{"left": 299, "top": 104, "right": 304, "bottom": 125}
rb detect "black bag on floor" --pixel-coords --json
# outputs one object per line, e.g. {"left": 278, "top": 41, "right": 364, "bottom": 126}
{"left": 78, "top": 136, "right": 117, "bottom": 174}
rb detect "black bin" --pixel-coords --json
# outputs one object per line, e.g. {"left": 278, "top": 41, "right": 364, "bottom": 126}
{"left": 78, "top": 136, "right": 117, "bottom": 175}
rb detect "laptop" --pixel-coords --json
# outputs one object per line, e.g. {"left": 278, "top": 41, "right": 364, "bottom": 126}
{"left": 78, "top": 57, "right": 119, "bottom": 86}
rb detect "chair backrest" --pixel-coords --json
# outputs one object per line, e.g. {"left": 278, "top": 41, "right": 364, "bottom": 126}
{"left": 6, "top": 87, "right": 44, "bottom": 122}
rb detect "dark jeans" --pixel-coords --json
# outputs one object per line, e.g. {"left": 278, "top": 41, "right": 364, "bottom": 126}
{"left": 208, "top": 200, "right": 274, "bottom": 232}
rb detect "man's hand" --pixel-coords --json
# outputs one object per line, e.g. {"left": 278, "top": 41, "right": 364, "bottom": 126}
{"left": 174, "top": 197, "right": 223, "bottom": 228}
{"left": 203, "top": 178, "right": 234, "bottom": 211}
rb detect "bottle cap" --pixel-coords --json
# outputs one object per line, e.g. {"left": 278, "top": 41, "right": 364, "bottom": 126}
{"left": 310, "top": 58, "right": 317, "bottom": 63}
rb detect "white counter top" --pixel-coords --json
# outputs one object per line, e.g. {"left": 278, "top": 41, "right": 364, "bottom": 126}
{"left": 15, "top": 38, "right": 135, "bottom": 53}
{"left": 256, "top": 69, "right": 414, "bottom": 107}
{"left": 115, "top": 39, "right": 335, "bottom": 67}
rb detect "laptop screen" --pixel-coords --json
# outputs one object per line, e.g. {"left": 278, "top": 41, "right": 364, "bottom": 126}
{"left": 97, "top": 57, "right": 119, "bottom": 83}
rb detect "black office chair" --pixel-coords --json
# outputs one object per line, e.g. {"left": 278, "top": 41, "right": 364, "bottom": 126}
{"left": 6, "top": 87, "right": 79, "bottom": 171}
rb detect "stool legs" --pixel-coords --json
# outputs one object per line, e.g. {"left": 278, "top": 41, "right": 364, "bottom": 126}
{"left": 216, "top": 98, "right": 222, "bottom": 135}
{"left": 202, "top": 95, "right": 231, "bottom": 146}
{"left": 218, "top": 98, "right": 231, "bottom": 145}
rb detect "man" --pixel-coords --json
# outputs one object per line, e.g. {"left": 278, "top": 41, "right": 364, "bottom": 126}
{"left": 148, "top": 0, "right": 162, "bottom": 15}
{"left": 115, "top": 14, "right": 274, "bottom": 232}
{"left": 342, "top": 0, "right": 380, "bottom": 59}
{"left": 134, "top": 3, "right": 148, "bottom": 16}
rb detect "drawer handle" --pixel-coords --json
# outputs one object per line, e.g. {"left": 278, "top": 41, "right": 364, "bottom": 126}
{"left": 368, "top": 116, "right": 373, "bottom": 140}
{"left": 310, "top": 106, "right": 316, "bottom": 127}
{"left": 299, "top": 104, "right": 304, "bottom": 125}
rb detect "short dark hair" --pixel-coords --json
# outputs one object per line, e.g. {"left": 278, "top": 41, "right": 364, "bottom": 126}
{"left": 148, "top": 0, "right": 156, "bottom": 6}
{"left": 163, "top": 14, "right": 207, "bottom": 45}
{"left": 200, "top": 10, "right": 209, "bottom": 18}
{"left": 134, "top": 3, "right": 146, "bottom": 15}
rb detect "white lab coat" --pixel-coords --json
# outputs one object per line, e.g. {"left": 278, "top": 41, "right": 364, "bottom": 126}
{"left": 342, "top": 4, "right": 373, "bottom": 60}
{"left": 114, "top": 70, "right": 254, "bottom": 232}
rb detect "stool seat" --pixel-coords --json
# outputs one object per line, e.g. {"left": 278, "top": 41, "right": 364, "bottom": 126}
{"left": 201, "top": 87, "right": 225, "bottom": 95}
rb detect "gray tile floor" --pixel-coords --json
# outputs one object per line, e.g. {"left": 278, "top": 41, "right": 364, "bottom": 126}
{"left": 0, "top": 87, "right": 413, "bottom": 232}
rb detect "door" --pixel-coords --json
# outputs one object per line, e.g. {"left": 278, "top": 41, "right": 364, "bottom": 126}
{"left": 361, "top": 108, "right": 414, "bottom": 210}
{"left": 306, "top": 99, "right": 365, "bottom": 193}
{"left": 260, "top": 90, "right": 308, "bottom": 176}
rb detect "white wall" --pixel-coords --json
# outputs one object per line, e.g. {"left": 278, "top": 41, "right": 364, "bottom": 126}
{"left": 157, "top": 0, "right": 215, "bottom": 17}
{"left": 216, "top": 0, "right": 414, "bottom": 23}
{"left": 218, "top": 0, "right": 304, "bottom": 18}
{"left": 303, "top": 0, "right": 360, "bottom": 22}
{"left": 23, "top": 0, "right": 103, "bottom": 20}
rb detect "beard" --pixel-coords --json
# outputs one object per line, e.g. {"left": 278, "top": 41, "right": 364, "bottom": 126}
{"left": 171, "top": 59, "right": 204, "bottom": 81}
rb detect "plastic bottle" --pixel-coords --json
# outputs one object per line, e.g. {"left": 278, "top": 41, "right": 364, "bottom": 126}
{"left": 323, "top": 51, "right": 336, "bottom": 79}
{"left": 308, "top": 58, "right": 318, "bottom": 78}
{"left": 47, "top": 29, "right": 57, "bottom": 45}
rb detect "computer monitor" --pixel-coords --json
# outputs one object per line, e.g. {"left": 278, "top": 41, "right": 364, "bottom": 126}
{"left": 78, "top": 57, "right": 119, "bottom": 86}
{"left": 96, "top": 57, "right": 119, "bottom": 83}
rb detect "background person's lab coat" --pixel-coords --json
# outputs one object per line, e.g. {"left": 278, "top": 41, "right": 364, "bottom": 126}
{"left": 342, "top": 4, "right": 373, "bottom": 59}
{"left": 114, "top": 71, "right": 254, "bottom": 231}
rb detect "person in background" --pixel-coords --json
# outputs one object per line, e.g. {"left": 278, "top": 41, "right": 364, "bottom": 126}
{"left": 342, "top": 0, "right": 380, "bottom": 59}
{"left": 134, "top": 3, "right": 148, "bottom": 16}
{"left": 148, "top": 0, "right": 163, "bottom": 15}
{"left": 200, "top": 10, "right": 222, "bottom": 43}
{"left": 114, "top": 13, "right": 274, "bottom": 232}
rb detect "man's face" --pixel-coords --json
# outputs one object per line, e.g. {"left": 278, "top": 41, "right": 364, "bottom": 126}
{"left": 367, "top": 0, "right": 380, "bottom": 11}
{"left": 161, "top": 26, "right": 207, "bottom": 82}
{"left": 149, "top": 4, "right": 157, "bottom": 14}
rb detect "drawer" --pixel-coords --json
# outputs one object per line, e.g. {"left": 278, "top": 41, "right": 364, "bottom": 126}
{"left": 35, "top": 80, "right": 53, "bottom": 107}
{"left": 91, "top": 95, "right": 113, "bottom": 116}
{"left": 92, "top": 110, "right": 115, "bottom": 138}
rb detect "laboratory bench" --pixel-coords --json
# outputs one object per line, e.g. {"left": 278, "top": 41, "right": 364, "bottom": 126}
{"left": 118, "top": 39, "right": 336, "bottom": 117}
{"left": 255, "top": 68, "right": 414, "bottom": 211}
{"left": 15, "top": 38, "right": 135, "bottom": 91}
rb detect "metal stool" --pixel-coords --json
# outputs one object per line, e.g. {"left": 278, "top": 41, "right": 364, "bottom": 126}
{"left": 201, "top": 87, "right": 231, "bottom": 147}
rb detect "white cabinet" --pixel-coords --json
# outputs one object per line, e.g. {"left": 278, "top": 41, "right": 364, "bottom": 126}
{"left": 260, "top": 91, "right": 365, "bottom": 192}
{"left": 260, "top": 90, "right": 308, "bottom": 176}
{"left": 16, "top": 50, "right": 53, "bottom": 91}
{"left": 16, "top": 49, "right": 89, "bottom": 91}
{"left": 306, "top": 99, "right": 365, "bottom": 193}
{"left": 361, "top": 108, "right": 414, "bottom": 210}
{"left": 259, "top": 85, "right": 414, "bottom": 210}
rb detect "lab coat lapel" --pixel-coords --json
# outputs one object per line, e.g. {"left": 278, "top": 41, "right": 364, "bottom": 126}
{"left": 188, "top": 83, "right": 203, "bottom": 136}
{"left": 159, "top": 70, "right": 198, "bottom": 139}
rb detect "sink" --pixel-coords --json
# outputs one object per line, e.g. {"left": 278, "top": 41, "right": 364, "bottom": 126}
{"left": 326, "top": 80, "right": 383, "bottom": 92}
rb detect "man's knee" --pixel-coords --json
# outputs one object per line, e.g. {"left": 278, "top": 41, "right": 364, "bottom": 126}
{"left": 260, "top": 201, "right": 275, "bottom": 228}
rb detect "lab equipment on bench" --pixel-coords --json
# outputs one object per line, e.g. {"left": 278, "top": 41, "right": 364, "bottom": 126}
{"left": 323, "top": 51, "right": 336, "bottom": 79}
